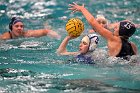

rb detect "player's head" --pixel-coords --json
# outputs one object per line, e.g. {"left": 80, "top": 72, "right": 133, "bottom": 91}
{"left": 79, "top": 34, "right": 99, "bottom": 54}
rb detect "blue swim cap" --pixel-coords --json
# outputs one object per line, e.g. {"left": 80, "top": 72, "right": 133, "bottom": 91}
{"left": 9, "top": 17, "right": 23, "bottom": 31}
{"left": 119, "top": 21, "right": 136, "bottom": 37}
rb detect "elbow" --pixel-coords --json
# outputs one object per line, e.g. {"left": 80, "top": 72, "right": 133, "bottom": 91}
{"left": 44, "top": 29, "right": 49, "bottom": 35}
{"left": 56, "top": 48, "right": 67, "bottom": 55}
{"left": 56, "top": 49, "right": 61, "bottom": 55}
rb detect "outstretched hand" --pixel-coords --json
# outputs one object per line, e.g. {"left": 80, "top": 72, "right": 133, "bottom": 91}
{"left": 68, "top": 2, "right": 84, "bottom": 13}
{"left": 47, "top": 30, "right": 61, "bottom": 40}
{"left": 135, "top": 24, "right": 140, "bottom": 28}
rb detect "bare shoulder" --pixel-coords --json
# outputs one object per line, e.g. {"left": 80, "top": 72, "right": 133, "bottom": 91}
{"left": 0, "top": 32, "right": 11, "bottom": 40}
{"left": 130, "top": 42, "right": 138, "bottom": 54}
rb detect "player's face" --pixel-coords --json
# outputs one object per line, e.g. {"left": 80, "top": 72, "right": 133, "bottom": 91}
{"left": 12, "top": 22, "right": 24, "bottom": 37}
{"left": 79, "top": 40, "right": 89, "bottom": 54}
{"left": 97, "top": 19, "right": 107, "bottom": 27}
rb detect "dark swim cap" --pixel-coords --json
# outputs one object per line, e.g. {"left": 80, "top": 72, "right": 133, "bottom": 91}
{"left": 119, "top": 21, "right": 136, "bottom": 37}
{"left": 9, "top": 17, "right": 23, "bottom": 31}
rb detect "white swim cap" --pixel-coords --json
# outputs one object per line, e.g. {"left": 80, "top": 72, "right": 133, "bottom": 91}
{"left": 81, "top": 34, "right": 99, "bottom": 52}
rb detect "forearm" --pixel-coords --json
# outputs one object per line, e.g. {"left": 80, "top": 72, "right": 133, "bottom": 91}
{"left": 80, "top": 7, "right": 113, "bottom": 39}
{"left": 25, "top": 29, "right": 60, "bottom": 39}
{"left": 80, "top": 8, "right": 103, "bottom": 34}
{"left": 57, "top": 36, "right": 71, "bottom": 54}
{"left": 81, "top": 8, "right": 96, "bottom": 26}
{"left": 47, "top": 30, "right": 61, "bottom": 39}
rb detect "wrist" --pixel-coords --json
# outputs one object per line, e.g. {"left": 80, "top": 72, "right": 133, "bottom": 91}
{"left": 80, "top": 7, "right": 86, "bottom": 12}
{"left": 66, "top": 36, "right": 71, "bottom": 40}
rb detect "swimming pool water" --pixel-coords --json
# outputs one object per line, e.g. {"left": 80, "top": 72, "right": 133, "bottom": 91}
{"left": 0, "top": 0, "right": 140, "bottom": 92}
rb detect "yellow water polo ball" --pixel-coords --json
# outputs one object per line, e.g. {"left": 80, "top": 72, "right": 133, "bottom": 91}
{"left": 66, "top": 18, "right": 84, "bottom": 37}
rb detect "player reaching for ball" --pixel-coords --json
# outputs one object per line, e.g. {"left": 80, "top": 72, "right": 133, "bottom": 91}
{"left": 68, "top": 2, "right": 138, "bottom": 61}
{"left": 57, "top": 18, "right": 102, "bottom": 64}
{"left": 57, "top": 33, "right": 99, "bottom": 64}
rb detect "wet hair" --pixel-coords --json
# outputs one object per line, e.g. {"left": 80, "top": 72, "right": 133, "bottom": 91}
{"left": 119, "top": 21, "right": 136, "bottom": 38}
{"left": 9, "top": 17, "right": 23, "bottom": 31}
{"left": 96, "top": 15, "right": 107, "bottom": 25}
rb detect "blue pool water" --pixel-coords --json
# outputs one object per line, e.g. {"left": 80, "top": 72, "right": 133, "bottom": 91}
{"left": 0, "top": 0, "right": 140, "bottom": 92}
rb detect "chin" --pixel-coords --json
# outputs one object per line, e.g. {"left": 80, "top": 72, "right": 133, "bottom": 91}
{"left": 16, "top": 33, "right": 22, "bottom": 37}
{"left": 79, "top": 50, "right": 83, "bottom": 54}
{"left": 80, "top": 51, "right": 87, "bottom": 54}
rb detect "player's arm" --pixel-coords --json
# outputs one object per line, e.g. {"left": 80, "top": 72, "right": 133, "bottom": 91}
{"left": 24, "top": 29, "right": 61, "bottom": 39}
{"left": 69, "top": 2, "right": 114, "bottom": 41}
{"left": 57, "top": 36, "right": 79, "bottom": 55}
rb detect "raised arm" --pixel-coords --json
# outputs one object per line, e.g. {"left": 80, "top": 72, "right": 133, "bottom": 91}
{"left": 57, "top": 36, "right": 79, "bottom": 55}
{"left": 69, "top": 2, "right": 114, "bottom": 40}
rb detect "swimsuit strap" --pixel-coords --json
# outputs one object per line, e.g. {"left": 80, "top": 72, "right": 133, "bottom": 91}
{"left": 9, "top": 31, "right": 13, "bottom": 39}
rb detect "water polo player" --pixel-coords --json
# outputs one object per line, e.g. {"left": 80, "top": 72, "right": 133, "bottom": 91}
{"left": 69, "top": 2, "right": 138, "bottom": 60}
{"left": 0, "top": 17, "right": 60, "bottom": 40}
{"left": 57, "top": 33, "right": 99, "bottom": 64}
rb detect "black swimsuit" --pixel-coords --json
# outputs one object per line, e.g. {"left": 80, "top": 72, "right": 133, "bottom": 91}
{"left": 9, "top": 31, "right": 13, "bottom": 39}
{"left": 116, "top": 37, "right": 135, "bottom": 60}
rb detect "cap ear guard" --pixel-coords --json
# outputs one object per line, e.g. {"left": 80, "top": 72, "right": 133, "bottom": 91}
{"left": 87, "top": 34, "right": 99, "bottom": 51}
